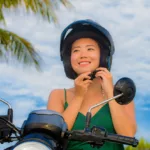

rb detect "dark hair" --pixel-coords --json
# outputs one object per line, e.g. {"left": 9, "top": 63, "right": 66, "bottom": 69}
{"left": 61, "top": 28, "right": 111, "bottom": 79}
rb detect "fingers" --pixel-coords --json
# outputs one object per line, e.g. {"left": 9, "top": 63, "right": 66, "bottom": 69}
{"left": 74, "top": 72, "right": 93, "bottom": 98}
{"left": 75, "top": 71, "right": 93, "bottom": 88}
{"left": 75, "top": 72, "right": 91, "bottom": 82}
{"left": 95, "top": 71, "right": 109, "bottom": 79}
{"left": 83, "top": 79, "right": 93, "bottom": 85}
{"left": 95, "top": 67, "right": 112, "bottom": 78}
{"left": 96, "top": 67, "right": 110, "bottom": 74}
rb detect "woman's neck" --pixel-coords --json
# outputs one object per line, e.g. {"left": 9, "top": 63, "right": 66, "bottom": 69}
{"left": 88, "top": 78, "right": 101, "bottom": 89}
{"left": 83, "top": 78, "right": 104, "bottom": 98}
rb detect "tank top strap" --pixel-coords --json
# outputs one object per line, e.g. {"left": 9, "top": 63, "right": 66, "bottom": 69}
{"left": 64, "top": 88, "right": 68, "bottom": 109}
{"left": 64, "top": 88, "right": 67, "bottom": 102}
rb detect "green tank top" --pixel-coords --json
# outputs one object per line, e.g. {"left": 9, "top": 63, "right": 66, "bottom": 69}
{"left": 64, "top": 89, "right": 124, "bottom": 150}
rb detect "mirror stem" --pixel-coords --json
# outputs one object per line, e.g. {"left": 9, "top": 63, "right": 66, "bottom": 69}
{"left": 0, "top": 98, "right": 12, "bottom": 109}
{"left": 88, "top": 93, "right": 123, "bottom": 112}
{"left": 85, "top": 93, "right": 123, "bottom": 131}
{"left": 0, "top": 98, "right": 13, "bottom": 122}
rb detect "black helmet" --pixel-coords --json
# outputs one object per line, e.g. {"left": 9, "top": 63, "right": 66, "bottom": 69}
{"left": 60, "top": 19, "right": 115, "bottom": 79}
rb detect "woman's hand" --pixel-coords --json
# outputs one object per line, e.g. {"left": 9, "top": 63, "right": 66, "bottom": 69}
{"left": 74, "top": 72, "right": 93, "bottom": 98}
{"left": 95, "top": 67, "right": 114, "bottom": 98}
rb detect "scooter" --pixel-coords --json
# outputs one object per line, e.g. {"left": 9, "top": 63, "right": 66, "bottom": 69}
{"left": 0, "top": 77, "right": 138, "bottom": 150}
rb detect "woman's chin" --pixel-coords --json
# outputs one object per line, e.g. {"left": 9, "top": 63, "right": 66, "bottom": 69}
{"left": 77, "top": 69, "right": 94, "bottom": 75}
{"left": 75, "top": 67, "right": 98, "bottom": 75}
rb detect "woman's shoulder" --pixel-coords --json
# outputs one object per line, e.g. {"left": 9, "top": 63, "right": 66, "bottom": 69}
{"left": 49, "top": 88, "right": 75, "bottom": 104}
{"left": 48, "top": 89, "right": 65, "bottom": 110}
{"left": 49, "top": 89, "right": 64, "bottom": 98}
{"left": 50, "top": 88, "right": 64, "bottom": 93}
{"left": 49, "top": 88, "right": 73, "bottom": 99}
{"left": 50, "top": 88, "right": 73, "bottom": 94}
{"left": 48, "top": 89, "right": 67, "bottom": 112}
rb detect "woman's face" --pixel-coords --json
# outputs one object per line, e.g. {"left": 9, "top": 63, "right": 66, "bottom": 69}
{"left": 71, "top": 38, "right": 100, "bottom": 75}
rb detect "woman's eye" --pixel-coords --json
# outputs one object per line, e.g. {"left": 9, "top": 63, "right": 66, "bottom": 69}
{"left": 88, "top": 48, "right": 94, "bottom": 51}
{"left": 73, "top": 49, "right": 79, "bottom": 53}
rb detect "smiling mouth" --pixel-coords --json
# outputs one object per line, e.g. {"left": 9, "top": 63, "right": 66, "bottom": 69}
{"left": 78, "top": 62, "right": 91, "bottom": 66}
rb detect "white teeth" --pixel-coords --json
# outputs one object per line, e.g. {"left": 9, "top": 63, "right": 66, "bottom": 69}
{"left": 79, "top": 62, "right": 90, "bottom": 65}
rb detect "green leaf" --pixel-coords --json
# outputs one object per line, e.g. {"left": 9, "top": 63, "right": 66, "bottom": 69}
{"left": 0, "top": 9, "right": 6, "bottom": 24}
{"left": 0, "top": 28, "right": 42, "bottom": 71}
{"left": 125, "top": 137, "right": 150, "bottom": 150}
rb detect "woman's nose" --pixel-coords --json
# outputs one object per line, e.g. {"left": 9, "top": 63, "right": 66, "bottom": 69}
{"left": 80, "top": 50, "right": 88, "bottom": 58}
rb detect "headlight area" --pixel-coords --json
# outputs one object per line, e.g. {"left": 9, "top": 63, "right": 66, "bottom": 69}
{"left": 12, "top": 133, "right": 55, "bottom": 150}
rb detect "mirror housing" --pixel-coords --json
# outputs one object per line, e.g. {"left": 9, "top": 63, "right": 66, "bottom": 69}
{"left": 114, "top": 77, "right": 136, "bottom": 105}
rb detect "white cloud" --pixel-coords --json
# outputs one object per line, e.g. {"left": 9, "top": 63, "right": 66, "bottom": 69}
{"left": 0, "top": 63, "right": 73, "bottom": 101}
{"left": 139, "top": 107, "right": 150, "bottom": 111}
{"left": 136, "top": 127, "right": 150, "bottom": 142}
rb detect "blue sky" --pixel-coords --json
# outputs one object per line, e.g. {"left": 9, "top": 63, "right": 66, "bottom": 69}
{"left": 0, "top": 0, "right": 150, "bottom": 149}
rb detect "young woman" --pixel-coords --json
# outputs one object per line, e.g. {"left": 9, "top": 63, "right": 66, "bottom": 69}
{"left": 47, "top": 19, "right": 137, "bottom": 150}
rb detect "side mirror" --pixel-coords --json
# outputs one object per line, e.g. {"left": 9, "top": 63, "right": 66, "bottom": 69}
{"left": 85, "top": 77, "right": 136, "bottom": 131}
{"left": 114, "top": 77, "right": 136, "bottom": 105}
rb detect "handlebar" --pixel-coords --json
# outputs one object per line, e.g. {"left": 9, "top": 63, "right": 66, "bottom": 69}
{"left": 63, "top": 126, "right": 138, "bottom": 147}
{"left": 105, "top": 133, "right": 138, "bottom": 147}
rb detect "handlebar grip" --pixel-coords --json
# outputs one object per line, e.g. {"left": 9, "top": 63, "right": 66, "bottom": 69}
{"left": 106, "top": 133, "right": 138, "bottom": 147}
{"left": 64, "top": 129, "right": 138, "bottom": 147}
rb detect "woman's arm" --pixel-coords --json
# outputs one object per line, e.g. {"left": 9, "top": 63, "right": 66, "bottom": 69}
{"left": 47, "top": 72, "right": 92, "bottom": 130}
{"left": 108, "top": 98, "right": 137, "bottom": 137}
{"left": 95, "top": 67, "right": 137, "bottom": 137}
{"left": 47, "top": 89, "right": 84, "bottom": 130}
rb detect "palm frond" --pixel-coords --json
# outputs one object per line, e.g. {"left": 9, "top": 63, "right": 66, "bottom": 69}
{"left": 1, "top": 0, "right": 21, "bottom": 8}
{"left": 0, "top": 28, "right": 42, "bottom": 71}
{"left": 0, "top": 0, "right": 72, "bottom": 70}
{"left": 23, "top": 0, "right": 56, "bottom": 23}
{"left": 0, "top": 0, "right": 21, "bottom": 24}
{"left": 60, "top": 0, "right": 72, "bottom": 7}
{"left": 23, "top": 0, "right": 73, "bottom": 23}
{"left": 0, "top": 9, "right": 5, "bottom": 24}
{"left": 0, "top": 0, "right": 72, "bottom": 24}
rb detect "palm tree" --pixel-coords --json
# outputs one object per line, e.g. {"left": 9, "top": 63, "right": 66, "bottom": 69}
{"left": 0, "top": 0, "right": 71, "bottom": 70}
